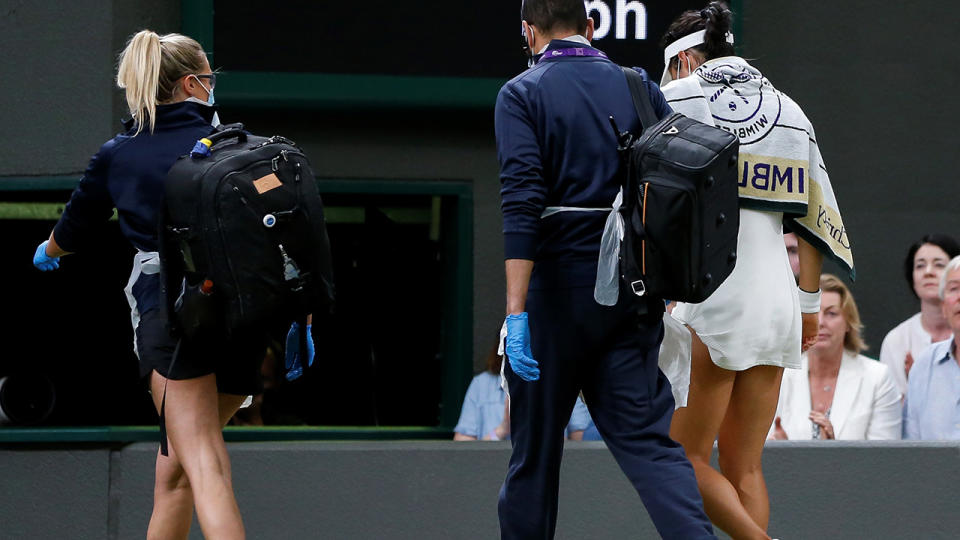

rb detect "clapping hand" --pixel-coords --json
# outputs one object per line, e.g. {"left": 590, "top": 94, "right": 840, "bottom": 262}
{"left": 809, "top": 411, "right": 835, "bottom": 440}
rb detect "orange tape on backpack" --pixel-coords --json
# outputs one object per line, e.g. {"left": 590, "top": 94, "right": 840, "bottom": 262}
{"left": 641, "top": 182, "right": 648, "bottom": 275}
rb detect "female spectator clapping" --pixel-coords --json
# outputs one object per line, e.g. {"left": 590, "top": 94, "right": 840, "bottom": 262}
{"left": 879, "top": 234, "right": 960, "bottom": 397}
{"left": 771, "top": 275, "right": 901, "bottom": 440}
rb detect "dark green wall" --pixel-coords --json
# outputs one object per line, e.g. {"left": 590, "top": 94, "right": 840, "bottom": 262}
{"left": 0, "top": 0, "right": 180, "bottom": 175}
{"left": 740, "top": 1, "right": 960, "bottom": 353}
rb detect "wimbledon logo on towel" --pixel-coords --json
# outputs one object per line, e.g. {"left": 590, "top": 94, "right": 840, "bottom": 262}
{"left": 699, "top": 62, "right": 781, "bottom": 145}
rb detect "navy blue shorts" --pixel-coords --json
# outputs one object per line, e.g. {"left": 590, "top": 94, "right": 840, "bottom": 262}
{"left": 135, "top": 308, "right": 268, "bottom": 396}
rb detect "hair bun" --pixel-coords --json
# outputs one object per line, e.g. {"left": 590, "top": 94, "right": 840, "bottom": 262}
{"left": 703, "top": 2, "right": 731, "bottom": 32}
{"left": 707, "top": 2, "right": 730, "bottom": 19}
{"left": 661, "top": 2, "right": 735, "bottom": 58}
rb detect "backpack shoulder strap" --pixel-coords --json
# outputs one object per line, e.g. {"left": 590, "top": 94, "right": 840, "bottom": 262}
{"left": 620, "top": 67, "right": 658, "bottom": 131}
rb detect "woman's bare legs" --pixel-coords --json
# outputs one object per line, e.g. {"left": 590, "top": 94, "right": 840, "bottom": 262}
{"left": 146, "top": 371, "right": 247, "bottom": 540}
{"left": 148, "top": 439, "right": 193, "bottom": 540}
{"left": 716, "top": 364, "right": 783, "bottom": 531}
{"left": 669, "top": 332, "right": 771, "bottom": 540}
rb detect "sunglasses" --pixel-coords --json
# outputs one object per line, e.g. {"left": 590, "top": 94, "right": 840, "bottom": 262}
{"left": 193, "top": 73, "right": 217, "bottom": 89}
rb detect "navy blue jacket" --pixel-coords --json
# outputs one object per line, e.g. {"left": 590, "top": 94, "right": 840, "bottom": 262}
{"left": 53, "top": 101, "right": 216, "bottom": 313}
{"left": 495, "top": 39, "right": 671, "bottom": 289}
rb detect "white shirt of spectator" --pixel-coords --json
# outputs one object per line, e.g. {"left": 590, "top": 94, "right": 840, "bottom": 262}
{"left": 773, "top": 350, "right": 902, "bottom": 440}
{"left": 879, "top": 313, "right": 951, "bottom": 397}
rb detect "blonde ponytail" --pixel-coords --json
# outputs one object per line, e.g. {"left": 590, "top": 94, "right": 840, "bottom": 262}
{"left": 116, "top": 30, "right": 206, "bottom": 136}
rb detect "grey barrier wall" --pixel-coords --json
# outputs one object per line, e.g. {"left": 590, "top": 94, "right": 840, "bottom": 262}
{"left": 0, "top": 446, "right": 112, "bottom": 538}
{"left": 2, "top": 441, "right": 959, "bottom": 539}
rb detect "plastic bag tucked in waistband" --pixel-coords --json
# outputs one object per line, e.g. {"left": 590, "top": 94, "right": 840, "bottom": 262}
{"left": 594, "top": 189, "right": 624, "bottom": 306}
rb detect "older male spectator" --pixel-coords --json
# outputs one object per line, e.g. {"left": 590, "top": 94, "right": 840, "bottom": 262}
{"left": 903, "top": 255, "right": 960, "bottom": 440}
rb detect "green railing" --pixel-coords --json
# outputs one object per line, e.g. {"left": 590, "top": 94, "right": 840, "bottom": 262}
{"left": 0, "top": 426, "right": 452, "bottom": 444}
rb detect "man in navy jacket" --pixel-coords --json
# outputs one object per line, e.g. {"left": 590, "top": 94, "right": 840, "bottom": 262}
{"left": 495, "top": 1, "right": 715, "bottom": 538}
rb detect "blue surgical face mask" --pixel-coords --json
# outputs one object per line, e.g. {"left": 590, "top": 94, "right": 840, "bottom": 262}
{"left": 192, "top": 75, "right": 215, "bottom": 105}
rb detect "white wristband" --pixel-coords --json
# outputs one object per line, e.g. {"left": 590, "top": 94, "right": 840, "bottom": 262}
{"left": 798, "top": 288, "right": 821, "bottom": 314}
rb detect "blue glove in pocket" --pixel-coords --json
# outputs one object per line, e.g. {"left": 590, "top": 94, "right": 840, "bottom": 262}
{"left": 284, "top": 322, "right": 315, "bottom": 381}
{"left": 33, "top": 241, "right": 60, "bottom": 271}
{"left": 504, "top": 313, "right": 539, "bottom": 381}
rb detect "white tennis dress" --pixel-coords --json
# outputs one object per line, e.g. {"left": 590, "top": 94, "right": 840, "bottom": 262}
{"left": 671, "top": 208, "right": 801, "bottom": 371}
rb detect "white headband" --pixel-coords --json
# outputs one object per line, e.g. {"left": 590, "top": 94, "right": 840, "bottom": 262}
{"left": 662, "top": 29, "right": 735, "bottom": 66}
{"left": 660, "top": 29, "right": 735, "bottom": 86}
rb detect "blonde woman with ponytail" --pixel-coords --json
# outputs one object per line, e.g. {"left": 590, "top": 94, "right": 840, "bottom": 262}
{"left": 32, "top": 30, "right": 254, "bottom": 539}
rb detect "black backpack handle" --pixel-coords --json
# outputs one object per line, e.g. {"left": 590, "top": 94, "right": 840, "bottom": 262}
{"left": 206, "top": 123, "right": 247, "bottom": 146}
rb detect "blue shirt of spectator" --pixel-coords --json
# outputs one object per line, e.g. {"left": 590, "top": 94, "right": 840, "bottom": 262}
{"left": 903, "top": 338, "right": 960, "bottom": 440}
{"left": 567, "top": 395, "right": 593, "bottom": 437}
{"left": 454, "top": 372, "right": 594, "bottom": 440}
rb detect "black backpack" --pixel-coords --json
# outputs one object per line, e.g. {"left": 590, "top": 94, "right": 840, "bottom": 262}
{"left": 160, "top": 124, "right": 335, "bottom": 341}
{"left": 614, "top": 68, "right": 740, "bottom": 303}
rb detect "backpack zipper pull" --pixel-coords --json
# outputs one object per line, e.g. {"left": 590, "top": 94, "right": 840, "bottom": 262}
{"left": 278, "top": 244, "right": 304, "bottom": 291}
{"left": 232, "top": 185, "right": 249, "bottom": 205}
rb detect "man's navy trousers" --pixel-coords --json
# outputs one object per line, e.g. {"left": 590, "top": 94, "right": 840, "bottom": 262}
{"left": 498, "top": 283, "right": 715, "bottom": 539}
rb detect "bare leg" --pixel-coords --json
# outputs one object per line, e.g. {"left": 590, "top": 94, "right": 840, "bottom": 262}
{"left": 717, "top": 365, "right": 784, "bottom": 531}
{"left": 147, "top": 370, "right": 248, "bottom": 539}
{"left": 148, "top": 441, "right": 193, "bottom": 540}
{"left": 146, "top": 371, "right": 247, "bottom": 540}
{"left": 670, "top": 331, "right": 770, "bottom": 540}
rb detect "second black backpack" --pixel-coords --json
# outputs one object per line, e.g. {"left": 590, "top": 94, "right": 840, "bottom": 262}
{"left": 616, "top": 68, "right": 740, "bottom": 303}
{"left": 160, "top": 125, "right": 335, "bottom": 339}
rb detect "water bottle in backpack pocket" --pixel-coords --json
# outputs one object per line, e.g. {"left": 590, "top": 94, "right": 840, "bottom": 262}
{"left": 173, "top": 277, "right": 221, "bottom": 340}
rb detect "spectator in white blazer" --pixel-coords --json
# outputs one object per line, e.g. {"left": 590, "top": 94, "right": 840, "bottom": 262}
{"left": 770, "top": 275, "right": 901, "bottom": 440}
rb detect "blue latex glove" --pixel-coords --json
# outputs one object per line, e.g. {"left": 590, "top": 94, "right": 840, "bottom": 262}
{"left": 284, "top": 322, "right": 315, "bottom": 381}
{"left": 504, "top": 313, "right": 539, "bottom": 381}
{"left": 33, "top": 241, "right": 60, "bottom": 271}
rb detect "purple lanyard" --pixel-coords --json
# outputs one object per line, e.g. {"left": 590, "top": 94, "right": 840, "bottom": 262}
{"left": 538, "top": 47, "right": 608, "bottom": 64}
